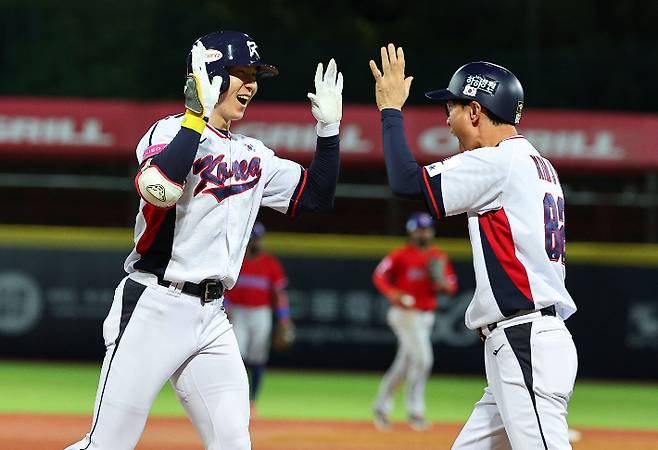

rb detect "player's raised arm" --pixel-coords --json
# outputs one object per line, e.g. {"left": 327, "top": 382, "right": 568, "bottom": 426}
{"left": 135, "top": 41, "right": 221, "bottom": 208}
{"left": 285, "top": 59, "right": 343, "bottom": 215}
{"left": 369, "top": 44, "right": 424, "bottom": 199}
{"left": 308, "top": 58, "right": 343, "bottom": 138}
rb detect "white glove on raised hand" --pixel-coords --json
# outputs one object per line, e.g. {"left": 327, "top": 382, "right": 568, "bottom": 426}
{"left": 307, "top": 58, "right": 343, "bottom": 137}
{"left": 184, "top": 41, "right": 223, "bottom": 121}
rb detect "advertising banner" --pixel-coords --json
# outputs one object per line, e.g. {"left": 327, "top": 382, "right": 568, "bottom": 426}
{"left": 2, "top": 97, "right": 657, "bottom": 169}
{"left": 1, "top": 247, "right": 656, "bottom": 379}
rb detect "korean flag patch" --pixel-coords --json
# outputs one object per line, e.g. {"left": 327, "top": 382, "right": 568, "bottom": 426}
{"left": 463, "top": 85, "right": 477, "bottom": 97}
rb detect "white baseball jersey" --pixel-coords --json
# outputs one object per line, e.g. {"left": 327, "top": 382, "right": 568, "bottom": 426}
{"left": 124, "top": 114, "right": 303, "bottom": 288}
{"left": 421, "top": 135, "right": 577, "bottom": 329}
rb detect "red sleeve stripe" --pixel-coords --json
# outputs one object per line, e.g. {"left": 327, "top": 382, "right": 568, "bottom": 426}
{"left": 422, "top": 168, "right": 442, "bottom": 219}
{"left": 290, "top": 170, "right": 308, "bottom": 217}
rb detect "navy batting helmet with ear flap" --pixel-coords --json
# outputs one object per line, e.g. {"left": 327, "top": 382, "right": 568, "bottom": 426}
{"left": 187, "top": 31, "right": 279, "bottom": 95}
{"left": 425, "top": 61, "right": 524, "bottom": 125}
{"left": 406, "top": 212, "right": 434, "bottom": 233}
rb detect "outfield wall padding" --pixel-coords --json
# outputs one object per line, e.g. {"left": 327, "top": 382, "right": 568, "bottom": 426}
{"left": 0, "top": 236, "right": 656, "bottom": 379}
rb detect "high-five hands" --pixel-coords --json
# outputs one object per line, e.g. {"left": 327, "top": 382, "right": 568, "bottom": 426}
{"left": 308, "top": 58, "right": 343, "bottom": 136}
{"left": 369, "top": 44, "right": 414, "bottom": 111}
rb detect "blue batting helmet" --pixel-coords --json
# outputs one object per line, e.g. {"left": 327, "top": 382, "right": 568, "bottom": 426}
{"left": 406, "top": 212, "right": 434, "bottom": 233}
{"left": 425, "top": 61, "right": 524, "bottom": 125}
{"left": 187, "top": 31, "right": 278, "bottom": 95}
{"left": 251, "top": 222, "right": 266, "bottom": 238}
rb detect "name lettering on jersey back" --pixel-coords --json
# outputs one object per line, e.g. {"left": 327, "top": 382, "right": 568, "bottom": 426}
{"left": 529, "top": 155, "right": 559, "bottom": 185}
{"left": 192, "top": 154, "right": 262, "bottom": 202}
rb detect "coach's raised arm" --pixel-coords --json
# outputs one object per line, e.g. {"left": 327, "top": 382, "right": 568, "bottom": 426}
{"left": 368, "top": 44, "right": 423, "bottom": 199}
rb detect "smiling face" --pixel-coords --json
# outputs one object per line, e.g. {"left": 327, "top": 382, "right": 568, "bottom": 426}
{"left": 444, "top": 99, "right": 520, "bottom": 150}
{"left": 210, "top": 65, "right": 259, "bottom": 130}
{"left": 445, "top": 100, "right": 480, "bottom": 152}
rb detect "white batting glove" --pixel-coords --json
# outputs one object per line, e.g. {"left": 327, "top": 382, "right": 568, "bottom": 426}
{"left": 307, "top": 58, "right": 343, "bottom": 137}
{"left": 184, "top": 41, "right": 223, "bottom": 120}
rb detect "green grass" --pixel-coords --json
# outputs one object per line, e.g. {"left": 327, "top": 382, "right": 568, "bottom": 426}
{"left": 567, "top": 381, "right": 658, "bottom": 429}
{"left": 1, "top": 361, "right": 657, "bottom": 430}
{"left": 254, "top": 370, "right": 485, "bottom": 423}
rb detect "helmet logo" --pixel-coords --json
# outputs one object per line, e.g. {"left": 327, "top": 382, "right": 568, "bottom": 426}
{"left": 205, "top": 49, "right": 223, "bottom": 63}
{"left": 515, "top": 101, "right": 524, "bottom": 124}
{"left": 246, "top": 41, "right": 260, "bottom": 59}
{"left": 463, "top": 74, "right": 499, "bottom": 96}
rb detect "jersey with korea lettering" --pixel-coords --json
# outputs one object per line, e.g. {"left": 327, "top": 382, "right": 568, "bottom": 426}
{"left": 124, "top": 114, "right": 302, "bottom": 288}
{"left": 420, "top": 135, "right": 577, "bottom": 329}
{"left": 226, "top": 252, "right": 288, "bottom": 308}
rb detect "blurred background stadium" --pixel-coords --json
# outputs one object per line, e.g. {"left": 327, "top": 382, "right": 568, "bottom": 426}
{"left": 1, "top": 1, "right": 657, "bottom": 449}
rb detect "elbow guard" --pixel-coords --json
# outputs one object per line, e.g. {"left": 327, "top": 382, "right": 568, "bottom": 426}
{"left": 135, "top": 159, "right": 184, "bottom": 208}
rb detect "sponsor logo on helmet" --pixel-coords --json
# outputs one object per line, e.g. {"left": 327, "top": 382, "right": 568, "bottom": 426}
{"left": 205, "top": 49, "right": 223, "bottom": 63}
{"left": 462, "top": 74, "right": 499, "bottom": 96}
{"left": 515, "top": 101, "right": 524, "bottom": 124}
{"left": 247, "top": 41, "right": 260, "bottom": 59}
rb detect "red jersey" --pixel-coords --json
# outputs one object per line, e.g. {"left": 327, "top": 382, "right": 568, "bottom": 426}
{"left": 228, "top": 252, "right": 288, "bottom": 308}
{"left": 373, "top": 244, "right": 458, "bottom": 311}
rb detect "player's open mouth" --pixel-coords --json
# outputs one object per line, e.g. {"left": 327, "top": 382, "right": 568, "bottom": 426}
{"left": 237, "top": 95, "right": 250, "bottom": 106}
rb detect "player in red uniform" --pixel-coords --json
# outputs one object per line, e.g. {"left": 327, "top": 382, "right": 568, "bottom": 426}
{"left": 225, "top": 222, "right": 292, "bottom": 412}
{"left": 372, "top": 212, "right": 458, "bottom": 431}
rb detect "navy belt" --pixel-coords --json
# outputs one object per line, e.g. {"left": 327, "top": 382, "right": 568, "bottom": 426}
{"left": 157, "top": 276, "right": 224, "bottom": 304}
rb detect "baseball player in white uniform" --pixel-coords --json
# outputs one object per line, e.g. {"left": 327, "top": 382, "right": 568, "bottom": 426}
{"left": 370, "top": 44, "right": 578, "bottom": 449}
{"left": 65, "top": 30, "right": 343, "bottom": 450}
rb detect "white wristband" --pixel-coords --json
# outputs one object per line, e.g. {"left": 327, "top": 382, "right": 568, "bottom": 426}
{"left": 316, "top": 121, "right": 340, "bottom": 138}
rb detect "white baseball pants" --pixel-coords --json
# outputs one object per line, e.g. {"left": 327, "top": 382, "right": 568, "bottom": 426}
{"left": 230, "top": 305, "right": 273, "bottom": 364}
{"left": 64, "top": 273, "right": 251, "bottom": 450}
{"left": 374, "top": 306, "right": 435, "bottom": 417}
{"left": 452, "top": 315, "right": 578, "bottom": 450}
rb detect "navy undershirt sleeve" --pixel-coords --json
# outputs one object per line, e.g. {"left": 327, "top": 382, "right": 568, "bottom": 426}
{"left": 295, "top": 134, "right": 340, "bottom": 212}
{"left": 150, "top": 127, "right": 202, "bottom": 184}
{"left": 381, "top": 108, "right": 423, "bottom": 198}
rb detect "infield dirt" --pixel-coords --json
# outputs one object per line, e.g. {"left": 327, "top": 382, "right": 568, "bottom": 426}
{"left": 1, "top": 413, "right": 657, "bottom": 449}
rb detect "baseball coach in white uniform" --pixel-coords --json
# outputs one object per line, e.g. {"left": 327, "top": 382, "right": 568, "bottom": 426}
{"left": 369, "top": 44, "right": 578, "bottom": 450}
